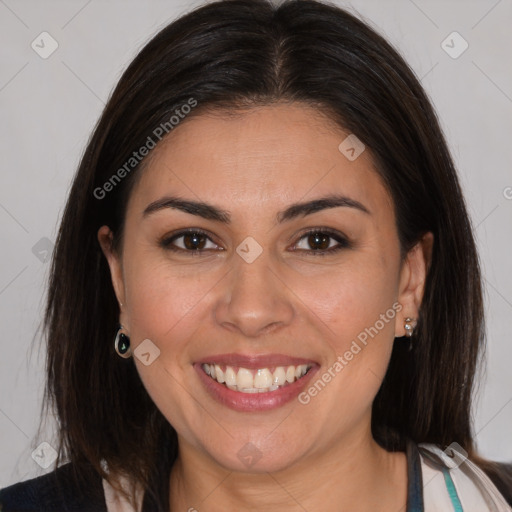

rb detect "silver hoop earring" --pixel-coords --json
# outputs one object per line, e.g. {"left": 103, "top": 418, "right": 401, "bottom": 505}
{"left": 114, "top": 325, "right": 132, "bottom": 358}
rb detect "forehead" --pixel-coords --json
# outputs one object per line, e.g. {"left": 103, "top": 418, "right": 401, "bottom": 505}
{"left": 128, "top": 103, "right": 393, "bottom": 220}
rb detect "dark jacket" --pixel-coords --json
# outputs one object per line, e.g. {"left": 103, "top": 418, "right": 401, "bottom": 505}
{"left": 0, "top": 462, "right": 107, "bottom": 512}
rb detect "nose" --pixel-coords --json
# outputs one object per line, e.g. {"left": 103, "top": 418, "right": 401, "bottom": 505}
{"left": 214, "top": 249, "right": 295, "bottom": 338}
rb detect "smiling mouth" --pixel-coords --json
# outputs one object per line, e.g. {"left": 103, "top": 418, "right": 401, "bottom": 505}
{"left": 201, "top": 363, "right": 313, "bottom": 393}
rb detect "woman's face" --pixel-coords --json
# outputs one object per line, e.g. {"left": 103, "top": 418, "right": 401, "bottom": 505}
{"left": 100, "top": 103, "right": 430, "bottom": 473}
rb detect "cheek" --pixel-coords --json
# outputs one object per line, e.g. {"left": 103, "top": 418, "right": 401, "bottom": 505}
{"left": 294, "top": 255, "right": 399, "bottom": 342}
{"left": 124, "top": 254, "right": 216, "bottom": 341}
{"left": 294, "top": 254, "right": 400, "bottom": 407}
{"left": 121, "top": 257, "right": 214, "bottom": 433}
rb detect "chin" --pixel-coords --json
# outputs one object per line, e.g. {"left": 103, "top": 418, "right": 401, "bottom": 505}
{"left": 202, "top": 436, "right": 309, "bottom": 474}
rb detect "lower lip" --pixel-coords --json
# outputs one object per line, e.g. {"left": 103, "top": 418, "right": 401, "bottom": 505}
{"left": 195, "top": 364, "right": 319, "bottom": 412}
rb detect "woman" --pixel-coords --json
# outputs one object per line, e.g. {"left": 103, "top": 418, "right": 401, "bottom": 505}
{"left": 1, "top": 0, "right": 511, "bottom": 510}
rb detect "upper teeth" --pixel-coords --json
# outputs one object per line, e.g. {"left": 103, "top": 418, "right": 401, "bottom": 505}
{"left": 202, "top": 363, "right": 310, "bottom": 393}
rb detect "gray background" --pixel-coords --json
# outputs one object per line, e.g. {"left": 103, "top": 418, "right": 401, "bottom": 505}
{"left": 0, "top": 0, "right": 511, "bottom": 488}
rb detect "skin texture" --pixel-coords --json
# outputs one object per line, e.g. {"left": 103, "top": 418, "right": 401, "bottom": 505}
{"left": 98, "top": 103, "right": 433, "bottom": 511}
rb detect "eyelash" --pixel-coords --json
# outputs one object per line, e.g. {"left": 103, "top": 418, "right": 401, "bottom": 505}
{"left": 159, "top": 227, "right": 351, "bottom": 256}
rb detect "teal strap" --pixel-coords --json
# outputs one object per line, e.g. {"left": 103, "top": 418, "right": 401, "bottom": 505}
{"left": 441, "top": 467, "right": 464, "bottom": 512}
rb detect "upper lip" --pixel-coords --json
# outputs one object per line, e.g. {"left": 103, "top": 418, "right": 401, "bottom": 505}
{"left": 195, "top": 353, "right": 318, "bottom": 369}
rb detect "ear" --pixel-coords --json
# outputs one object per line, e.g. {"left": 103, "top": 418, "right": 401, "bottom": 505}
{"left": 395, "top": 232, "right": 434, "bottom": 337}
{"left": 97, "top": 225, "right": 127, "bottom": 321}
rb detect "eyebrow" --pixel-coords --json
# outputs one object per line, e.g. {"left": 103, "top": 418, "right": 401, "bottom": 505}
{"left": 142, "top": 194, "right": 371, "bottom": 224}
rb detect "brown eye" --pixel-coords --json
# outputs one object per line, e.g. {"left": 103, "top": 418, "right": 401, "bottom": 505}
{"left": 160, "top": 229, "right": 220, "bottom": 253}
{"left": 182, "top": 232, "right": 207, "bottom": 250}
{"left": 293, "top": 229, "right": 351, "bottom": 255}
{"left": 307, "top": 232, "right": 331, "bottom": 250}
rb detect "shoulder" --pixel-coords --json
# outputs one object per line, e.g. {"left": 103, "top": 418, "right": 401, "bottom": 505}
{"left": 480, "top": 460, "right": 512, "bottom": 506}
{"left": 418, "top": 443, "right": 512, "bottom": 510}
{"left": 0, "top": 462, "right": 107, "bottom": 512}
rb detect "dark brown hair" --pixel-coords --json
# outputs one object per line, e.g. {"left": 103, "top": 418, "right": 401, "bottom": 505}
{"left": 38, "top": 0, "right": 510, "bottom": 509}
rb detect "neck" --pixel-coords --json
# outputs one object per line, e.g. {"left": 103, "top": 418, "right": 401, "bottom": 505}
{"left": 168, "top": 430, "right": 407, "bottom": 512}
